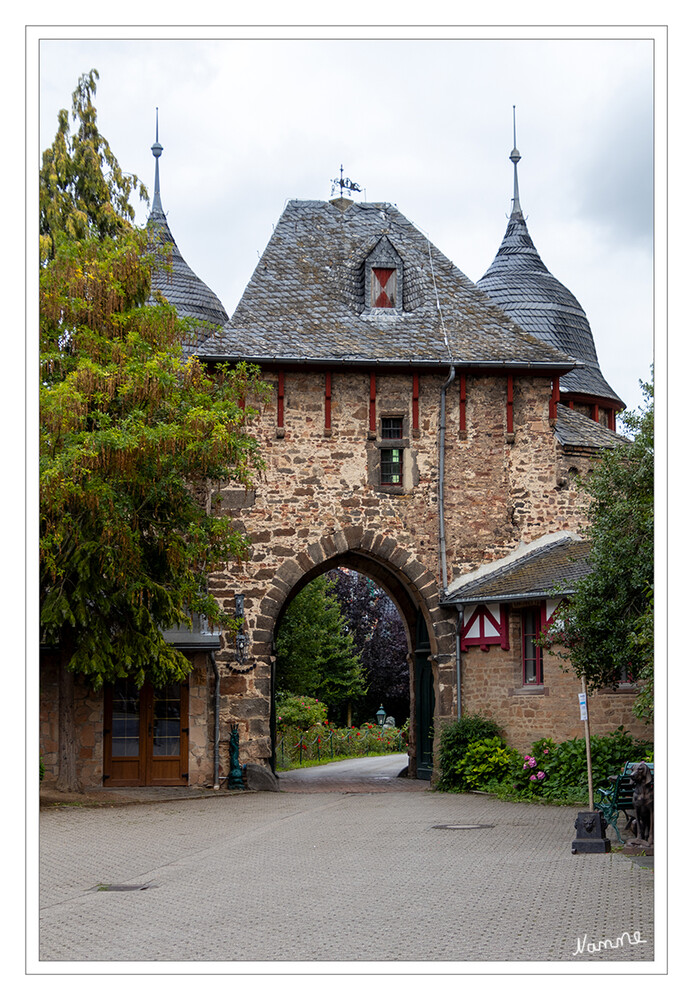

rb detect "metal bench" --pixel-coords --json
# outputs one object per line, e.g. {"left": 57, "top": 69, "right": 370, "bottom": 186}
{"left": 595, "top": 761, "right": 654, "bottom": 844}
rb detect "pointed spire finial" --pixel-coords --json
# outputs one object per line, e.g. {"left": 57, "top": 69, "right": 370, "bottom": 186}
{"left": 509, "top": 105, "right": 523, "bottom": 219}
{"left": 151, "top": 108, "right": 164, "bottom": 214}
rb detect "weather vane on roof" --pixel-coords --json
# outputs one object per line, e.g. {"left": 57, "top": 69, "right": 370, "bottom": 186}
{"left": 331, "top": 164, "right": 362, "bottom": 199}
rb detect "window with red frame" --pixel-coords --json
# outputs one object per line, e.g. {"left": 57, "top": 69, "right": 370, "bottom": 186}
{"left": 522, "top": 608, "right": 544, "bottom": 685}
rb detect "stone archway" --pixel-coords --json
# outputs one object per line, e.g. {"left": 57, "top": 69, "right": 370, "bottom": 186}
{"left": 250, "top": 526, "right": 458, "bottom": 778}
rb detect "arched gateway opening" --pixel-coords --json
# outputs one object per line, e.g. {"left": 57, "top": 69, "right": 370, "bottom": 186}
{"left": 249, "top": 529, "right": 458, "bottom": 781}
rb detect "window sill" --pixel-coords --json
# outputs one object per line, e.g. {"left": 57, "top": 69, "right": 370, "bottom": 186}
{"left": 361, "top": 307, "right": 402, "bottom": 321}
{"left": 509, "top": 686, "right": 548, "bottom": 696}
{"left": 375, "top": 438, "right": 409, "bottom": 449}
{"left": 375, "top": 484, "right": 408, "bottom": 496}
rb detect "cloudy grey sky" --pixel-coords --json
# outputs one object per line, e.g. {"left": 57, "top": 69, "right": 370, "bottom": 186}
{"left": 36, "top": 27, "right": 659, "bottom": 415}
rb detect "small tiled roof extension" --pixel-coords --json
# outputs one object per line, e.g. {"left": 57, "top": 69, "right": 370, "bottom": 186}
{"left": 443, "top": 534, "right": 592, "bottom": 605}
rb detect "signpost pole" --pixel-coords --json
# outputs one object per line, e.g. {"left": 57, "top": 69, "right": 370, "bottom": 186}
{"left": 580, "top": 673, "right": 594, "bottom": 811}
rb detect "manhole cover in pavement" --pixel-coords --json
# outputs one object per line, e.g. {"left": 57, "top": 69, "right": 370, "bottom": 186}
{"left": 432, "top": 824, "right": 495, "bottom": 830}
{"left": 95, "top": 883, "right": 154, "bottom": 891}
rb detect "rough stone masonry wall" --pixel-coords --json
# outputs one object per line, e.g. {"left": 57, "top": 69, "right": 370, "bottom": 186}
{"left": 461, "top": 611, "right": 652, "bottom": 751}
{"left": 40, "top": 652, "right": 105, "bottom": 789}
{"left": 38, "top": 368, "right": 623, "bottom": 788}
{"left": 208, "top": 368, "right": 599, "bottom": 773}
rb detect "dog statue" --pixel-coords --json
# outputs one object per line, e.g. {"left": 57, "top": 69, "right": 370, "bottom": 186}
{"left": 628, "top": 761, "right": 654, "bottom": 847}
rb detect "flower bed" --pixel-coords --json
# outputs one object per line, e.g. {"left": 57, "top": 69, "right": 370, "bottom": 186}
{"left": 276, "top": 722, "right": 408, "bottom": 769}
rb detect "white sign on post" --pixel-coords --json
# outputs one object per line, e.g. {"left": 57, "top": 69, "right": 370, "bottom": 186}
{"left": 578, "top": 692, "right": 588, "bottom": 721}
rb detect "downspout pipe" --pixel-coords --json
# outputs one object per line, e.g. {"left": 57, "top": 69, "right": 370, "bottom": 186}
{"left": 456, "top": 608, "right": 463, "bottom": 720}
{"left": 209, "top": 651, "right": 220, "bottom": 789}
{"left": 439, "top": 364, "right": 456, "bottom": 591}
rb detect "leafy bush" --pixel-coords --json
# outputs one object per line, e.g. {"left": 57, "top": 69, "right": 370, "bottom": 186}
{"left": 437, "top": 714, "right": 504, "bottom": 791}
{"left": 275, "top": 693, "right": 328, "bottom": 731}
{"left": 539, "top": 727, "right": 653, "bottom": 802}
{"left": 453, "top": 737, "right": 520, "bottom": 790}
{"left": 435, "top": 722, "right": 653, "bottom": 804}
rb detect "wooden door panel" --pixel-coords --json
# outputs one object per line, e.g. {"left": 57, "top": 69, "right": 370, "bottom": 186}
{"left": 104, "top": 680, "right": 146, "bottom": 786}
{"left": 145, "top": 683, "right": 188, "bottom": 786}
{"left": 104, "top": 680, "right": 188, "bottom": 786}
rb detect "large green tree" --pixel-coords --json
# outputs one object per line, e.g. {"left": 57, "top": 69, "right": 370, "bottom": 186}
{"left": 544, "top": 377, "right": 654, "bottom": 722}
{"left": 40, "top": 71, "right": 268, "bottom": 789}
{"left": 40, "top": 68, "right": 146, "bottom": 261}
{"left": 329, "top": 569, "right": 410, "bottom": 724}
{"left": 275, "top": 576, "right": 367, "bottom": 724}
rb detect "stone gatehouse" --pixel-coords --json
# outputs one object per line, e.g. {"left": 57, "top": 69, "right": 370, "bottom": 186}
{"left": 39, "top": 132, "right": 651, "bottom": 790}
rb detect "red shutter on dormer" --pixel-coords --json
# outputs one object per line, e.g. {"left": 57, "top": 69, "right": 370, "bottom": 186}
{"left": 459, "top": 603, "right": 509, "bottom": 652}
{"left": 372, "top": 268, "right": 396, "bottom": 308}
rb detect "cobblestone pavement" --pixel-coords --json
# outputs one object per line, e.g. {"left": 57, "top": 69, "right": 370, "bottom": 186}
{"left": 36, "top": 757, "right": 656, "bottom": 968}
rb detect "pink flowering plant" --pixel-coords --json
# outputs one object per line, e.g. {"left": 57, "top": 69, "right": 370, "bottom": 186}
{"left": 512, "top": 738, "right": 555, "bottom": 797}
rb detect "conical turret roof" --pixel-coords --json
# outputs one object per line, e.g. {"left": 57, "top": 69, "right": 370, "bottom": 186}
{"left": 146, "top": 115, "right": 228, "bottom": 344}
{"left": 477, "top": 118, "right": 623, "bottom": 409}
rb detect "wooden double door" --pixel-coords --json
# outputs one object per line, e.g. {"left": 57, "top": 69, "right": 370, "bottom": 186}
{"left": 104, "top": 679, "right": 189, "bottom": 786}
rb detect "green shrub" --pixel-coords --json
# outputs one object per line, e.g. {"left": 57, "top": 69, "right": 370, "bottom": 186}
{"left": 40, "top": 756, "right": 45, "bottom": 783}
{"left": 275, "top": 693, "right": 328, "bottom": 731}
{"left": 435, "top": 723, "right": 654, "bottom": 803}
{"left": 453, "top": 737, "right": 521, "bottom": 790}
{"left": 437, "top": 714, "right": 503, "bottom": 791}
{"left": 540, "top": 727, "right": 653, "bottom": 802}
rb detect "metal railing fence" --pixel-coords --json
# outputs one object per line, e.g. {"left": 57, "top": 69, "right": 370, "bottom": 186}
{"left": 276, "top": 725, "right": 407, "bottom": 768}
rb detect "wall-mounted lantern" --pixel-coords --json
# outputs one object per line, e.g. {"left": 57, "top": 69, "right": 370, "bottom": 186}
{"left": 234, "top": 593, "right": 248, "bottom": 664}
{"left": 235, "top": 631, "right": 249, "bottom": 665}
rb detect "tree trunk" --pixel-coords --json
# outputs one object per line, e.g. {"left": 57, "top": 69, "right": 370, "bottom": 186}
{"left": 56, "top": 649, "right": 81, "bottom": 792}
{"left": 347, "top": 700, "right": 352, "bottom": 728}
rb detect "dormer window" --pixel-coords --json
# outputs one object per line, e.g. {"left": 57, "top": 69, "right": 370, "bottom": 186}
{"left": 371, "top": 267, "right": 396, "bottom": 308}
{"left": 363, "top": 237, "right": 403, "bottom": 314}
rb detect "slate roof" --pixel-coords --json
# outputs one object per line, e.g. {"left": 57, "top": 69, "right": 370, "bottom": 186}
{"left": 145, "top": 130, "right": 228, "bottom": 345}
{"left": 148, "top": 205, "right": 229, "bottom": 343}
{"left": 477, "top": 212, "right": 623, "bottom": 407}
{"left": 198, "top": 199, "right": 580, "bottom": 371}
{"left": 442, "top": 533, "right": 592, "bottom": 605}
{"left": 554, "top": 403, "right": 628, "bottom": 451}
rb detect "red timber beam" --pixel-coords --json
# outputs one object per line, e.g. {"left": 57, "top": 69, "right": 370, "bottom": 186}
{"left": 549, "top": 377, "right": 560, "bottom": 420}
{"left": 277, "top": 371, "right": 285, "bottom": 429}
{"left": 325, "top": 371, "right": 332, "bottom": 431}
{"left": 459, "top": 373, "right": 467, "bottom": 433}
{"left": 369, "top": 372, "right": 377, "bottom": 433}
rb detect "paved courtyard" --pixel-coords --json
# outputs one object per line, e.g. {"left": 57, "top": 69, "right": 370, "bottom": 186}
{"left": 36, "top": 756, "right": 656, "bottom": 967}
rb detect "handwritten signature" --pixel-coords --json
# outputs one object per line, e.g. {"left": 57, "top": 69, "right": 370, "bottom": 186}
{"left": 572, "top": 930, "right": 647, "bottom": 955}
